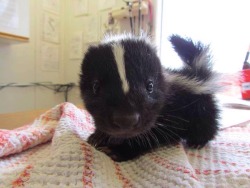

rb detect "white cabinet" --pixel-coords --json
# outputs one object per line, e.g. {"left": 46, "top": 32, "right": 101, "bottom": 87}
{"left": 0, "top": 0, "right": 29, "bottom": 42}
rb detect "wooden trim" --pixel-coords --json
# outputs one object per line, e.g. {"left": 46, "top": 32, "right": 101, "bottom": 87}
{"left": 0, "top": 109, "right": 47, "bottom": 130}
{"left": 0, "top": 32, "right": 29, "bottom": 42}
{"left": 0, "top": 105, "right": 84, "bottom": 130}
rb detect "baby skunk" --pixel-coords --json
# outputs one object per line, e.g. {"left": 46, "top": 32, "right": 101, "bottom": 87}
{"left": 79, "top": 34, "right": 220, "bottom": 162}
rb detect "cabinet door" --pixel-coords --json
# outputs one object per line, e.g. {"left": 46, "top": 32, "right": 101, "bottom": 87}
{"left": 0, "top": 0, "right": 29, "bottom": 41}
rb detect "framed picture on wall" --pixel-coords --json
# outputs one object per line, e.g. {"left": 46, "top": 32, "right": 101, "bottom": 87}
{"left": 69, "top": 31, "right": 84, "bottom": 59}
{"left": 41, "top": 42, "right": 59, "bottom": 72}
{"left": 73, "top": 0, "right": 89, "bottom": 16}
{"left": 43, "top": 0, "right": 60, "bottom": 14}
{"left": 42, "top": 12, "right": 60, "bottom": 44}
{"left": 85, "top": 16, "right": 100, "bottom": 43}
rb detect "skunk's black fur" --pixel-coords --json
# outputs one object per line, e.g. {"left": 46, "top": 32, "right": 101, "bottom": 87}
{"left": 79, "top": 34, "right": 220, "bottom": 161}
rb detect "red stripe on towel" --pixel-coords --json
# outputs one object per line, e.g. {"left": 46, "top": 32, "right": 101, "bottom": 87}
{"left": 150, "top": 154, "right": 198, "bottom": 180}
{"left": 82, "top": 143, "right": 94, "bottom": 188}
{"left": 12, "top": 165, "right": 33, "bottom": 188}
{"left": 114, "top": 163, "right": 133, "bottom": 188}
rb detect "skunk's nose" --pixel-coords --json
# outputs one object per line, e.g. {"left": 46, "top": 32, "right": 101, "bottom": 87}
{"left": 113, "top": 112, "right": 140, "bottom": 128}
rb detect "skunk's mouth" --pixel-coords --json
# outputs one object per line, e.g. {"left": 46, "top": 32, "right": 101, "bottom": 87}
{"left": 91, "top": 110, "right": 160, "bottom": 139}
{"left": 95, "top": 120, "right": 156, "bottom": 139}
{"left": 105, "top": 129, "right": 142, "bottom": 138}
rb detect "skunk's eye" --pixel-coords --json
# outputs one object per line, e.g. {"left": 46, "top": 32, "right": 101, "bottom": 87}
{"left": 146, "top": 80, "right": 154, "bottom": 93}
{"left": 93, "top": 81, "right": 100, "bottom": 95}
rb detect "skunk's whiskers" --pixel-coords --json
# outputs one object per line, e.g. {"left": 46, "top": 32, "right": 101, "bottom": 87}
{"left": 165, "top": 99, "right": 200, "bottom": 112}
{"left": 156, "top": 124, "right": 182, "bottom": 141}
{"left": 153, "top": 127, "right": 171, "bottom": 144}
{"left": 164, "top": 114, "right": 189, "bottom": 123}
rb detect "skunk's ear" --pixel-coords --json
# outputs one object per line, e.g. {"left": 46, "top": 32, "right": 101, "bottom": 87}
{"left": 169, "top": 35, "right": 204, "bottom": 66}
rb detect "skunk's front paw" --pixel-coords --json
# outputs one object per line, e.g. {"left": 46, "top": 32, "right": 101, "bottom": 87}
{"left": 186, "top": 139, "right": 209, "bottom": 149}
{"left": 97, "top": 146, "right": 126, "bottom": 162}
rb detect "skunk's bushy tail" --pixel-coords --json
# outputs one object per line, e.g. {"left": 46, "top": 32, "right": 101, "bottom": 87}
{"left": 169, "top": 35, "right": 204, "bottom": 66}
{"left": 169, "top": 35, "right": 213, "bottom": 78}
{"left": 167, "top": 35, "right": 222, "bottom": 94}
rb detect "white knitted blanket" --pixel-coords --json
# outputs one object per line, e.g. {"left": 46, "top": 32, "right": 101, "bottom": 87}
{"left": 0, "top": 103, "right": 249, "bottom": 188}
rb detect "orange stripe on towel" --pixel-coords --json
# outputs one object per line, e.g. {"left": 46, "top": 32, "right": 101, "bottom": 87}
{"left": 82, "top": 143, "right": 94, "bottom": 188}
{"left": 150, "top": 154, "right": 198, "bottom": 180}
{"left": 114, "top": 163, "right": 133, "bottom": 188}
{"left": 12, "top": 165, "right": 33, "bottom": 188}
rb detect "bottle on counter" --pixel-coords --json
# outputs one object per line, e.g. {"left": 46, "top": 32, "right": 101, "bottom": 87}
{"left": 241, "top": 44, "right": 250, "bottom": 100}
{"left": 242, "top": 45, "right": 250, "bottom": 70}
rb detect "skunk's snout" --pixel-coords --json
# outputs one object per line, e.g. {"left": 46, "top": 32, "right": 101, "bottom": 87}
{"left": 112, "top": 112, "right": 140, "bottom": 129}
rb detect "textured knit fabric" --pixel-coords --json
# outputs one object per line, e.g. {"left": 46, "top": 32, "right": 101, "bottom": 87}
{"left": 0, "top": 103, "right": 249, "bottom": 188}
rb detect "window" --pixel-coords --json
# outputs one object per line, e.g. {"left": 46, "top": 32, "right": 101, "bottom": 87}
{"left": 158, "top": 0, "right": 250, "bottom": 73}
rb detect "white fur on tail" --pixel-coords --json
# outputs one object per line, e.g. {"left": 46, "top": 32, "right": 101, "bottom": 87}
{"left": 164, "top": 72, "right": 222, "bottom": 94}
{"left": 165, "top": 47, "right": 222, "bottom": 94}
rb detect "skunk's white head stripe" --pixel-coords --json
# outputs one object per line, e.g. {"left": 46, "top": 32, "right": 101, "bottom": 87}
{"left": 112, "top": 44, "right": 129, "bottom": 94}
{"left": 102, "top": 32, "right": 152, "bottom": 46}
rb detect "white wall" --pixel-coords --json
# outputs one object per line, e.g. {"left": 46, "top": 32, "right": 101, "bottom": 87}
{"left": 0, "top": 0, "right": 157, "bottom": 114}
{"left": 0, "top": 0, "right": 65, "bottom": 113}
